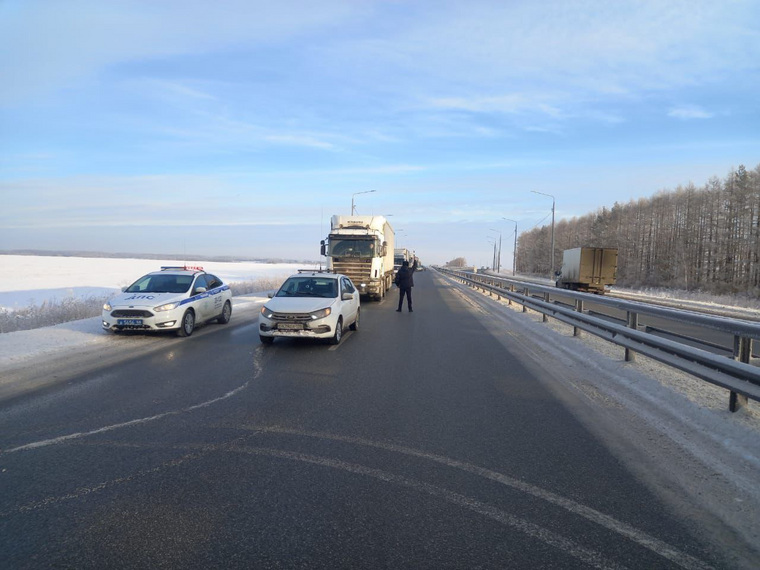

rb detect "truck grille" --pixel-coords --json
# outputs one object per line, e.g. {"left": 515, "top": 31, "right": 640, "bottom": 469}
{"left": 332, "top": 259, "right": 371, "bottom": 284}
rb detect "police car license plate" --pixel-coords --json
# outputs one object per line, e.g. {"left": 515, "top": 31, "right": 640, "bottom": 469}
{"left": 118, "top": 319, "right": 143, "bottom": 326}
{"left": 277, "top": 323, "right": 304, "bottom": 330}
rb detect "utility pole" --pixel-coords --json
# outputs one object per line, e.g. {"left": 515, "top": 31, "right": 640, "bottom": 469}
{"left": 532, "top": 191, "right": 556, "bottom": 278}
{"left": 503, "top": 218, "right": 518, "bottom": 275}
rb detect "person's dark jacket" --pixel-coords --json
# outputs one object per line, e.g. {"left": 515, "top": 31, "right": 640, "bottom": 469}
{"left": 395, "top": 259, "right": 418, "bottom": 289}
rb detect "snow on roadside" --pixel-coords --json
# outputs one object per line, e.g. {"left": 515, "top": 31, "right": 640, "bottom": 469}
{"left": 486, "top": 269, "right": 760, "bottom": 314}
{"left": 0, "top": 255, "right": 308, "bottom": 310}
{"left": 0, "top": 295, "right": 268, "bottom": 370}
{"left": 482, "top": 281, "right": 760, "bottom": 430}
{"left": 0, "top": 316, "right": 106, "bottom": 367}
{"left": 615, "top": 285, "right": 760, "bottom": 312}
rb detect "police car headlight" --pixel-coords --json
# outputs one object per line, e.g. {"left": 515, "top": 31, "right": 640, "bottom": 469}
{"left": 310, "top": 307, "right": 331, "bottom": 320}
{"left": 103, "top": 302, "right": 112, "bottom": 311}
{"left": 261, "top": 306, "right": 273, "bottom": 318}
{"left": 154, "top": 302, "right": 179, "bottom": 312}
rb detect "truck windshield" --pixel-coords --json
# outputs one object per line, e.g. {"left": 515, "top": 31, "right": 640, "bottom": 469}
{"left": 330, "top": 239, "right": 376, "bottom": 258}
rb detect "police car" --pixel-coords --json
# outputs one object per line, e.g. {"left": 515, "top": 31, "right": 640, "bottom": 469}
{"left": 102, "top": 266, "right": 233, "bottom": 337}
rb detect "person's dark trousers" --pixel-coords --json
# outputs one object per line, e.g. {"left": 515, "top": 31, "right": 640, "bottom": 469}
{"left": 397, "top": 287, "right": 412, "bottom": 311}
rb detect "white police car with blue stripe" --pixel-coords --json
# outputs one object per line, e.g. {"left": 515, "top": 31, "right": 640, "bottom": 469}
{"left": 102, "top": 266, "right": 232, "bottom": 337}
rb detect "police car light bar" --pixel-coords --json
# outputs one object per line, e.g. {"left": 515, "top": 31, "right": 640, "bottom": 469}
{"left": 160, "top": 265, "right": 205, "bottom": 271}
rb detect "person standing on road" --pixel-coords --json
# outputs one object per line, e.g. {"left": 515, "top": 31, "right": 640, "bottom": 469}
{"left": 395, "top": 257, "right": 418, "bottom": 312}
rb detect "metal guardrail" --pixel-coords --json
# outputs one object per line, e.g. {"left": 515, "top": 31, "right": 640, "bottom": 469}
{"left": 436, "top": 267, "right": 760, "bottom": 413}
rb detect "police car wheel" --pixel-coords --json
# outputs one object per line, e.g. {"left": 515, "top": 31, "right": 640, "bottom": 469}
{"left": 177, "top": 309, "right": 195, "bottom": 337}
{"left": 217, "top": 301, "right": 232, "bottom": 324}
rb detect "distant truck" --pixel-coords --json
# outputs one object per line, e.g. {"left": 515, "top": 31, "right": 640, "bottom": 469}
{"left": 321, "top": 215, "right": 395, "bottom": 300}
{"left": 394, "top": 248, "right": 413, "bottom": 272}
{"left": 556, "top": 247, "right": 618, "bottom": 294}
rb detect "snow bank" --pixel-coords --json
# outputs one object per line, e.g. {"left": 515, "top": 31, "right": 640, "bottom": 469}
{"left": 0, "top": 255, "right": 307, "bottom": 310}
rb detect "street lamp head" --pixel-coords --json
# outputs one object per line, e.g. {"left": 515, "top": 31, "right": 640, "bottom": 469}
{"left": 351, "top": 190, "right": 377, "bottom": 214}
{"left": 531, "top": 190, "right": 554, "bottom": 199}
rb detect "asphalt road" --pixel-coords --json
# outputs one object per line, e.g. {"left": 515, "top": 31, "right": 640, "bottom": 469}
{"left": 0, "top": 271, "right": 746, "bottom": 568}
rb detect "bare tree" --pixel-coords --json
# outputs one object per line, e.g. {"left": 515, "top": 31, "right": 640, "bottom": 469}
{"left": 515, "top": 163, "right": 760, "bottom": 295}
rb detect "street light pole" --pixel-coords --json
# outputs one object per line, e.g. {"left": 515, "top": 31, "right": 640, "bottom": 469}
{"left": 487, "top": 238, "right": 496, "bottom": 271}
{"left": 489, "top": 229, "right": 502, "bottom": 273}
{"left": 351, "top": 190, "right": 376, "bottom": 215}
{"left": 531, "top": 191, "right": 556, "bottom": 278}
{"left": 503, "top": 218, "right": 518, "bottom": 275}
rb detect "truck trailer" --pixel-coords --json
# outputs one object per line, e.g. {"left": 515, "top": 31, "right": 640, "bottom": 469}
{"left": 556, "top": 247, "right": 618, "bottom": 294}
{"left": 321, "top": 215, "right": 395, "bottom": 300}
{"left": 394, "top": 248, "right": 412, "bottom": 273}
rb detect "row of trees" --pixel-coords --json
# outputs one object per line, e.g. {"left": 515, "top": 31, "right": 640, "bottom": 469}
{"left": 516, "top": 164, "right": 760, "bottom": 295}
{"left": 447, "top": 257, "right": 468, "bottom": 267}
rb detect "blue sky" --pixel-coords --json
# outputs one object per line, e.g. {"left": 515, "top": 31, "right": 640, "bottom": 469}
{"left": 1, "top": 0, "right": 758, "bottom": 267}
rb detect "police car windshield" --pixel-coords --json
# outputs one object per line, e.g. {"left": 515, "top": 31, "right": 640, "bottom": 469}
{"left": 125, "top": 274, "right": 194, "bottom": 294}
{"left": 276, "top": 277, "right": 337, "bottom": 298}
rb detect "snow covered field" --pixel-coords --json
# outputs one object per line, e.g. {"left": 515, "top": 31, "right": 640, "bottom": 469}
{"left": 0, "top": 254, "right": 308, "bottom": 310}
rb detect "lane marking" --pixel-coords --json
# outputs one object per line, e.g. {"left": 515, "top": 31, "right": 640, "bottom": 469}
{"left": 2, "top": 429, "right": 713, "bottom": 569}
{"left": 1, "top": 346, "right": 268, "bottom": 455}
{"left": 246, "top": 426, "right": 713, "bottom": 570}
{"left": 1, "top": 438, "right": 625, "bottom": 569}
{"left": 1, "top": 450, "right": 206, "bottom": 516}
{"left": 231, "top": 445, "right": 627, "bottom": 570}
{"left": 3, "top": 382, "right": 250, "bottom": 453}
{"left": 0, "top": 435, "right": 252, "bottom": 517}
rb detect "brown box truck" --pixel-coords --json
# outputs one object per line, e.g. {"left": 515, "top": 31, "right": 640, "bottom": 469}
{"left": 556, "top": 247, "right": 618, "bottom": 294}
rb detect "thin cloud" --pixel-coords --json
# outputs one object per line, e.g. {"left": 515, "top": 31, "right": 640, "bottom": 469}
{"left": 138, "top": 79, "right": 218, "bottom": 102}
{"left": 264, "top": 134, "right": 337, "bottom": 151}
{"left": 668, "top": 105, "right": 714, "bottom": 120}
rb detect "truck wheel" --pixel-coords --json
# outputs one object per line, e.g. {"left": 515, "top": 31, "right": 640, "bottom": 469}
{"left": 177, "top": 309, "right": 195, "bottom": 337}
{"left": 217, "top": 301, "right": 232, "bottom": 324}
{"left": 331, "top": 317, "right": 343, "bottom": 344}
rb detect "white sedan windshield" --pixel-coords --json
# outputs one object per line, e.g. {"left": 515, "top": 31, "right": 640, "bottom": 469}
{"left": 276, "top": 278, "right": 338, "bottom": 298}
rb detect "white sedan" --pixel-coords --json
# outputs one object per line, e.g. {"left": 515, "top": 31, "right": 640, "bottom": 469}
{"left": 102, "top": 266, "right": 232, "bottom": 337}
{"left": 258, "top": 271, "right": 359, "bottom": 345}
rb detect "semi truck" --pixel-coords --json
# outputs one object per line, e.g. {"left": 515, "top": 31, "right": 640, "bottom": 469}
{"left": 556, "top": 247, "right": 618, "bottom": 294}
{"left": 394, "top": 248, "right": 413, "bottom": 272}
{"left": 321, "top": 215, "right": 395, "bottom": 300}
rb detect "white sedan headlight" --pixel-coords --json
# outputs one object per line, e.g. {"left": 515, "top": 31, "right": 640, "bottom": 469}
{"left": 261, "top": 306, "right": 274, "bottom": 318}
{"left": 103, "top": 302, "right": 112, "bottom": 311}
{"left": 310, "top": 307, "right": 331, "bottom": 320}
{"left": 154, "top": 302, "right": 180, "bottom": 312}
